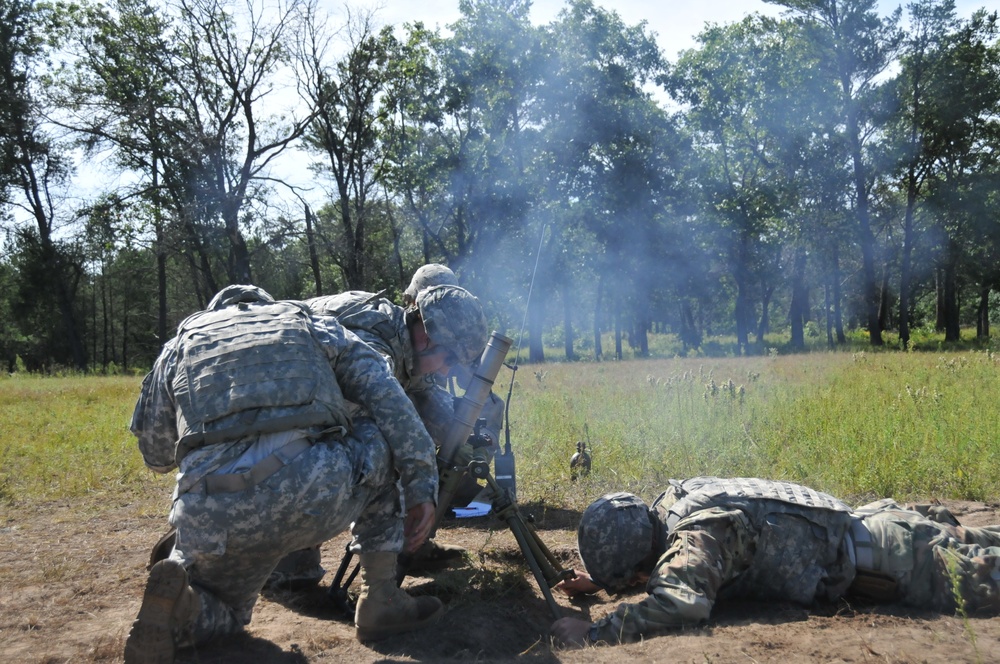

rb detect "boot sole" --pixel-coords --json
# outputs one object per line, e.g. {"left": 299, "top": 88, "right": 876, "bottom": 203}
{"left": 355, "top": 602, "right": 445, "bottom": 642}
{"left": 124, "top": 560, "right": 189, "bottom": 664}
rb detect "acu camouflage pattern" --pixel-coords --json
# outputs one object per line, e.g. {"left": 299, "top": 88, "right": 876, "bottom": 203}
{"left": 307, "top": 290, "right": 504, "bottom": 452}
{"left": 577, "top": 492, "right": 654, "bottom": 592}
{"left": 414, "top": 285, "right": 488, "bottom": 367}
{"left": 170, "top": 298, "right": 351, "bottom": 464}
{"left": 131, "top": 287, "right": 440, "bottom": 647}
{"left": 590, "top": 477, "right": 855, "bottom": 644}
{"left": 853, "top": 499, "right": 1000, "bottom": 614}
{"left": 168, "top": 420, "right": 402, "bottom": 644}
{"left": 308, "top": 291, "right": 412, "bottom": 381}
{"left": 588, "top": 479, "right": 1000, "bottom": 645}
{"left": 133, "top": 290, "right": 437, "bottom": 507}
{"left": 403, "top": 263, "right": 458, "bottom": 305}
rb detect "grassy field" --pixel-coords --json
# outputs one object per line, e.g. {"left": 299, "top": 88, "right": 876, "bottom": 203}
{"left": 2, "top": 349, "right": 1000, "bottom": 509}
{"left": 0, "top": 374, "right": 172, "bottom": 506}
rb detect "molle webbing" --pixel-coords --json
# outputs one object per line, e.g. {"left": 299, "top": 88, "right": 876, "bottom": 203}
{"left": 663, "top": 477, "right": 851, "bottom": 531}
{"left": 171, "top": 301, "right": 349, "bottom": 462}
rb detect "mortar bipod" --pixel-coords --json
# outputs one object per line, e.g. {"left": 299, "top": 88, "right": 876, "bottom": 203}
{"left": 468, "top": 459, "right": 575, "bottom": 621}
{"left": 328, "top": 540, "right": 360, "bottom": 618}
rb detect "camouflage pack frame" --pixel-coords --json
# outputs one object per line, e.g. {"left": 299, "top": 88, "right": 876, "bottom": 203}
{"left": 329, "top": 331, "right": 573, "bottom": 620}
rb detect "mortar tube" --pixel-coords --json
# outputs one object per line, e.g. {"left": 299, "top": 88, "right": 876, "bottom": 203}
{"left": 434, "top": 331, "right": 512, "bottom": 522}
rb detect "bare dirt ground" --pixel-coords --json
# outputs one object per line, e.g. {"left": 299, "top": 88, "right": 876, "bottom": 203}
{"left": 2, "top": 495, "right": 1000, "bottom": 664}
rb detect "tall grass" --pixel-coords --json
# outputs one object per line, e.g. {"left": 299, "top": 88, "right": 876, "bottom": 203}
{"left": 0, "top": 374, "right": 171, "bottom": 504}
{"left": 500, "top": 349, "right": 1000, "bottom": 509}
{"left": 3, "top": 349, "right": 1000, "bottom": 509}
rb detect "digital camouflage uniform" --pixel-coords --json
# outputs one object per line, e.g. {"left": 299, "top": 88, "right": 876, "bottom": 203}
{"left": 270, "top": 286, "right": 496, "bottom": 586}
{"left": 308, "top": 290, "right": 505, "bottom": 456}
{"left": 130, "top": 286, "right": 438, "bottom": 645}
{"left": 587, "top": 477, "right": 1000, "bottom": 644}
{"left": 850, "top": 498, "right": 1000, "bottom": 613}
{"left": 402, "top": 263, "right": 458, "bottom": 307}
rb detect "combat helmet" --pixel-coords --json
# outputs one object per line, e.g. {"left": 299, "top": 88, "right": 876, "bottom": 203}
{"left": 403, "top": 263, "right": 459, "bottom": 306}
{"left": 577, "top": 492, "right": 654, "bottom": 592}
{"left": 414, "top": 285, "right": 488, "bottom": 367}
{"left": 207, "top": 284, "right": 275, "bottom": 310}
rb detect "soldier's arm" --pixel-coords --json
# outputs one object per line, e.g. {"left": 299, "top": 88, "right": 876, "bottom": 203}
{"left": 316, "top": 318, "right": 438, "bottom": 508}
{"left": 590, "top": 508, "right": 751, "bottom": 644}
{"left": 129, "top": 340, "right": 180, "bottom": 473}
{"left": 407, "top": 380, "right": 504, "bottom": 452}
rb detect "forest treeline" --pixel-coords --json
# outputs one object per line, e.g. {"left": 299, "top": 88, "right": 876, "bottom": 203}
{"left": 1, "top": 0, "right": 998, "bottom": 372}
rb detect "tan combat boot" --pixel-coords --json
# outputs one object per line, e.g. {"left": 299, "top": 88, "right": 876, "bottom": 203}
{"left": 124, "top": 559, "right": 199, "bottom": 664}
{"left": 355, "top": 552, "right": 444, "bottom": 642}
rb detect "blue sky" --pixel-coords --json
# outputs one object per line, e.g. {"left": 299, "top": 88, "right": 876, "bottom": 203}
{"left": 353, "top": 0, "right": 993, "bottom": 59}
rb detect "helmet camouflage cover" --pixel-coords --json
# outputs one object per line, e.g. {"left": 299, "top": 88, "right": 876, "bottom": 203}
{"left": 206, "top": 284, "right": 274, "bottom": 310}
{"left": 577, "top": 492, "right": 654, "bottom": 592}
{"left": 414, "top": 284, "right": 488, "bottom": 367}
{"left": 403, "top": 263, "right": 459, "bottom": 305}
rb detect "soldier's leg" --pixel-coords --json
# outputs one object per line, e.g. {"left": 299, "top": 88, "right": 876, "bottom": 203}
{"left": 125, "top": 495, "right": 254, "bottom": 663}
{"left": 866, "top": 511, "right": 1000, "bottom": 614}
{"left": 166, "top": 432, "right": 369, "bottom": 644}
{"left": 265, "top": 544, "right": 325, "bottom": 590}
{"left": 953, "top": 525, "right": 1000, "bottom": 548}
{"left": 902, "top": 502, "right": 961, "bottom": 527}
{"left": 345, "top": 419, "right": 444, "bottom": 641}
{"left": 925, "top": 538, "right": 1000, "bottom": 614}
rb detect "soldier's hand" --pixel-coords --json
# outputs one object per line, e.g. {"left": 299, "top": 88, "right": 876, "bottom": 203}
{"left": 403, "top": 501, "right": 435, "bottom": 553}
{"left": 556, "top": 570, "right": 601, "bottom": 597}
{"left": 552, "top": 617, "right": 592, "bottom": 648}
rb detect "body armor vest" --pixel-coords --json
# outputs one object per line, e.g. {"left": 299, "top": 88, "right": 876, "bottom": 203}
{"left": 310, "top": 291, "right": 409, "bottom": 380}
{"left": 653, "top": 477, "right": 851, "bottom": 530}
{"left": 171, "top": 300, "right": 349, "bottom": 463}
{"left": 651, "top": 477, "right": 855, "bottom": 605}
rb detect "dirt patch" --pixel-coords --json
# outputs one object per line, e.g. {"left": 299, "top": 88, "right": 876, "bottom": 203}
{"left": 2, "top": 496, "right": 998, "bottom": 663}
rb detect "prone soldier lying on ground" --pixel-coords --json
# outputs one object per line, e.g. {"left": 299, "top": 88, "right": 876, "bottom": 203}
{"left": 552, "top": 476, "right": 1000, "bottom": 647}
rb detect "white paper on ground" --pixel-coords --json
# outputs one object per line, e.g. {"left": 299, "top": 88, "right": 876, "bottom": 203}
{"left": 452, "top": 501, "right": 491, "bottom": 518}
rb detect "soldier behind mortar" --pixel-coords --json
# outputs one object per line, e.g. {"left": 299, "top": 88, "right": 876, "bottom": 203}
{"left": 398, "top": 266, "right": 502, "bottom": 508}
{"left": 124, "top": 285, "right": 443, "bottom": 664}
{"left": 274, "top": 284, "right": 498, "bottom": 582}
{"left": 552, "top": 477, "right": 1000, "bottom": 648}
{"left": 266, "top": 271, "right": 499, "bottom": 588}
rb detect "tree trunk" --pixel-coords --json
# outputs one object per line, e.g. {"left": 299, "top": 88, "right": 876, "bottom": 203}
{"left": 593, "top": 274, "right": 603, "bottom": 359}
{"left": 634, "top": 305, "right": 649, "bottom": 357}
{"left": 101, "top": 274, "right": 109, "bottom": 368}
{"left": 935, "top": 267, "right": 946, "bottom": 331}
{"left": 152, "top": 156, "right": 168, "bottom": 347}
{"left": 842, "top": 85, "right": 882, "bottom": 346}
{"left": 680, "top": 300, "right": 700, "bottom": 352}
{"left": 528, "top": 280, "right": 546, "bottom": 363}
{"left": 878, "top": 268, "right": 892, "bottom": 334}
{"left": 756, "top": 285, "right": 774, "bottom": 348}
{"left": 562, "top": 276, "right": 576, "bottom": 360}
{"left": 898, "top": 81, "right": 920, "bottom": 350}
{"left": 122, "top": 297, "right": 129, "bottom": 372}
{"left": 977, "top": 286, "right": 990, "bottom": 340}
{"left": 943, "top": 241, "right": 960, "bottom": 342}
{"left": 614, "top": 296, "right": 623, "bottom": 360}
{"left": 223, "top": 204, "right": 253, "bottom": 284}
{"left": 305, "top": 204, "right": 323, "bottom": 297}
{"left": 789, "top": 249, "right": 808, "bottom": 351}
{"left": 832, "top": 245, "right": 846, "bottom": 344}
{"left": 824, "top": 282, "right": 834, "bottom": 348}
{"left": 632, "top": 288, "right": 651, "bottom": 357}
